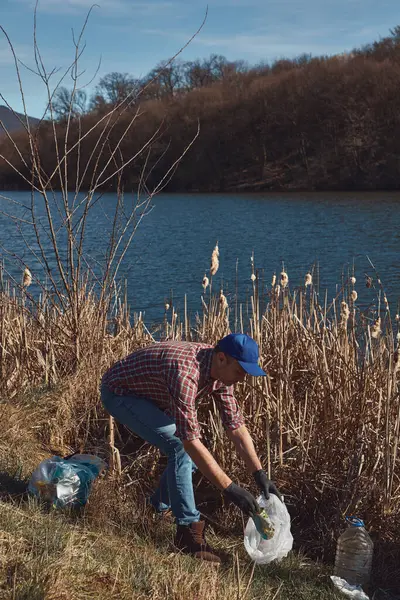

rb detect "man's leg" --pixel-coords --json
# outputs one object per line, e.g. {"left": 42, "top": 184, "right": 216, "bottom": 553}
{"left": 101, "top": 385, "right": 200, "bottom": 525}
{"left": 151, "top": 456, "right": 197, "bottom": 515}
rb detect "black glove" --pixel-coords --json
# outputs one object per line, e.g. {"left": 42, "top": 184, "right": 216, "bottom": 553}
{"left": 223, "top": 482, "right": 260, "bottom": 516}
{"left": 253, "top": 469, "right": 282, "bottom": 502}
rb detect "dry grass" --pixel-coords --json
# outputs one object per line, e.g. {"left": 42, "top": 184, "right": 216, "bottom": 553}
{"left": 0, "top": 480, "right": 341, "bottom": 600}
{"left": 0, "top": 258, "right": 399, "bottom": 597}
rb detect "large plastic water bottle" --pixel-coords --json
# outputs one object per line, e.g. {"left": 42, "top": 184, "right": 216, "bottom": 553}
{"left": 334, "top": 517, "right": 374, "bottom": 586}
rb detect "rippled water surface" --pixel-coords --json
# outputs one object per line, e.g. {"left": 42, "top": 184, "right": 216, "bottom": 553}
{"left": 1, "top": 191, "right": 399, "bottom": 324}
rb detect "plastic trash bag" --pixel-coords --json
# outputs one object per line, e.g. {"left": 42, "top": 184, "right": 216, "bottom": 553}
{"left": 244, "top": 494, "right": 293, "bottom": 564}
{"left": 28, "top": 454, "right": 106, "bottom": 508}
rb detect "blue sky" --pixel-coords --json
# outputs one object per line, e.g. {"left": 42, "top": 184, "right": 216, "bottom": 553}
{"left": 1, "top": 0, "right": 399, "bottom": 117}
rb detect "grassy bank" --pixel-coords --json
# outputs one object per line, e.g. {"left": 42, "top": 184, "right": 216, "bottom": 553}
{"left": 0, "top": 258, "right": 399, "bottom": 598}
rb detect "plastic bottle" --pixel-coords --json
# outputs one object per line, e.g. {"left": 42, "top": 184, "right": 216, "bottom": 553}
{"left": 334, "top": 517, "right": 374, "bottom": 586}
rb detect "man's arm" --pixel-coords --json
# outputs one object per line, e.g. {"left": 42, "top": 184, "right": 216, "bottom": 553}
{"left": 183, "top": 438, "right": 260, "bottom": 515}
{"left": 227, "top": 425, "right": 283, "bottom": 501}
{"left": 226, "top": 425, "right": 262, "bottom": 474}
{"left": 183, "top": 438, "right": 232, "bottom": 490}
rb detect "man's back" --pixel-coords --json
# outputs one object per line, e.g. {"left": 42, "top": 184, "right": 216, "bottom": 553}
{"left": 102, "top": 341, "right": 213, "bottom": 398}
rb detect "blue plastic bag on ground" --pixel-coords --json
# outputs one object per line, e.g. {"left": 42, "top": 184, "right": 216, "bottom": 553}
{"left": 28, "top": 454, "right": 106, "bottom": 508}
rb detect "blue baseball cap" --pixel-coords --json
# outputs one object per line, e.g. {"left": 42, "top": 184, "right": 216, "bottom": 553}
{"left": 218, "top": 333, "right": 266, "bottom": 377}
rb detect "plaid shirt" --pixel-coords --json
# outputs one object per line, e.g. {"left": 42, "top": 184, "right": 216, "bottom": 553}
{"left": 101, "top": 341, "right": 244, "bottom": 441}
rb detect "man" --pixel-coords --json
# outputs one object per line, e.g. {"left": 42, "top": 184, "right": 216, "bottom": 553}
{"left": 101, "top": 333, "right": 281, "bottom": 564}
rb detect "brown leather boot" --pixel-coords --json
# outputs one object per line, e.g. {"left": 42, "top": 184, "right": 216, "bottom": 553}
{"left": 174, "top": 521, "right": 221, "bottom": 563}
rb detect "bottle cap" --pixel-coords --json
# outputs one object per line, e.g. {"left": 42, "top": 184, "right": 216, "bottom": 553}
{"left": 346, "top": 516, "right": 365, "bottom": 527}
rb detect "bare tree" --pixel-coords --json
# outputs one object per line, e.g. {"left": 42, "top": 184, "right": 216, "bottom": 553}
{"left": 53, "top": 86, "right": 87, "bottom": 120}
{"left": 90, "top": 72, "right": 142, "bottom": 111}
{"left": 0, "top": 4, "right": 204, "bottom": 370}
{"left": 142, "top": 60, "right": 185, "bottom": 99}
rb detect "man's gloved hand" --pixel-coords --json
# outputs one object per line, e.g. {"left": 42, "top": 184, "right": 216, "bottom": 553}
{"left": 253, "top": 469, "right": 283, "bottom": 501}
{"left": 223, "top": 482, "right": 260, "bottom": 516}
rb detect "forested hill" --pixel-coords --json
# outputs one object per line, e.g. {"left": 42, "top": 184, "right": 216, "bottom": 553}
{"left": 2, "top": 27, "right": 400, "bottom": 192}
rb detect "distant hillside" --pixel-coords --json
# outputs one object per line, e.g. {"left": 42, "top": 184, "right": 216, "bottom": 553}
{"left": 0, "top": 105, "right": 40, "bottom": 135}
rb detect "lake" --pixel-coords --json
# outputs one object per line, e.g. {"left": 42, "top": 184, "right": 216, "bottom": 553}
{"left": 1, "top": 191, "right": 399, "bottom": 326}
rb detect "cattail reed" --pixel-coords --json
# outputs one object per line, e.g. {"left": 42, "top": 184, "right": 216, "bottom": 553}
{"left": 305, "top": 273, "right": 312, "bottom": 287}
{"left": 351, "top": 290, "right": 358, "bottom": 302}
{"left": 219, "top": 290, "right": 228, "bottom": 310}
{"left": 383, "top": 294, "right": 389, "bottom": 310}
{"left": 210, "top": 244, "right": 219, "bottom": 276}
{"left": 350, "top": 276, "right": 356, "bottom": 285}
{"left": 271, "top": 274, "right": 276, "bottom": 287}
{"left": 280, "top": 271, "right": 288, "bottom": 289}
{"left": 164, "top": 303, "right": 170, "bottom": 311}
{"left": 22, "top": 267, "right": 32, "bottom": 288}
{"left": 202, "top": 275, "right": 209, "bottom": 290}
{"left": 371, "top": 318, "right": 381, "bottom": 339}
{"left": 340, "top": 301, "right": 350, "bottom": 328}
{"left": 251, "top": 273, "right": 256, "bottom": 282}
{"left": 366, "top": 276, "right": 372, "bottom": 288}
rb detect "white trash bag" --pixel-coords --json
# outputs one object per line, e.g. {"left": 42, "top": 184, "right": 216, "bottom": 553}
{"left": 244, "top": 494, "right": 293, "bottom": 564}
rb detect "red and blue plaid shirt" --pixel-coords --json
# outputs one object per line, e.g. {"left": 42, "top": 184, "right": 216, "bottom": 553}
{"left": 101, "top": 341, "right": 244, "bottom": 441}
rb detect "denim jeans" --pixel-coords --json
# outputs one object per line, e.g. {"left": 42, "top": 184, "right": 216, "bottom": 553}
{"left": 101, "top": 384, "right": 200, "bottom": 526}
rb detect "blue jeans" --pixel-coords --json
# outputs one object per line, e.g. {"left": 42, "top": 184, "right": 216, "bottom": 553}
{"left": 101, "top": 384, "right": 200, "bottom": 526}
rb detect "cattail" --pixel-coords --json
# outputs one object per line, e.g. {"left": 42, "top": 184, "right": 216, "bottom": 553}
{"left": 250, "top": 273, "right": 256, "bottom": 282}
{"left": 271, "top": 274, "right": 276, "bottom": 287}
{"left": 383, "top": 295, "right": 389, "bottom": 310}
{"left": 275, "top": 284, "right": 281, "bottom": 299}
{"left": 173, "top": 312, "right": 178, "bottom": 319}
{"left": 395, "top": 314, "right": 400, "bottom": 322}
{"left": 366, "top": 276, "right": 372, "bottom": 288}
{"left": 202, "top": 275, "right": 209, "bottom": 290}
{"left": 164, "top": 303, "right": 170, "bottom": 311}
{"left": 371, "top": 318, "right": 381, "bottom": 339}
{"left": 210, "top": 244, "right": 219, "bottom": 276}
{"left": 397, "top": 332, "right": 400, "bottom": 342}
{"left": 340, "top": 301, "right": 350, "bottom": 328}
{"left": 350, "top": 276, "right": 356, "bottom": 285}
{"left": 280, "top": 271, "right": 288, "bottom": 289}
{"left": 305, "top": 273, "right": 312, "bottom": 287}
{"left": 351, "top": 290, "right": 358, "bottom": 302}
{"left": 22, "top": 267, "right": 32, "bottom": 288}
{"left": 219, "top": 290, "right": 228, "bottom": 310}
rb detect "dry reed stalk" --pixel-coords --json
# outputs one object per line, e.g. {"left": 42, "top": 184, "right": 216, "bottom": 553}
{"left": 108, "top": 415, "right": 122, "bottom": 477}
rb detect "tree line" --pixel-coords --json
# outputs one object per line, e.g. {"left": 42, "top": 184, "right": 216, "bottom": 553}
{"left": 2, "top": 27, "right": 400, "bottom": 192}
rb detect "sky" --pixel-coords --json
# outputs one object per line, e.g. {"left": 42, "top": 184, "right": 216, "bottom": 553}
{"left": 1, "top": 0, "right": 400, "bottom": 117}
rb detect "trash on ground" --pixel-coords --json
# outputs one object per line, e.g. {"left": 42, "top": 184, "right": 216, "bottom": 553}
{"left": 28, "top": 454, "right": 106, "bottom": 508}
{"left": 330, "top": 575, "right": 370, "bottom": 599}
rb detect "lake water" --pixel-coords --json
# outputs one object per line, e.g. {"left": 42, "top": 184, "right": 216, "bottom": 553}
{"left": 1, "top": 191, "right": 399, "bottom": 326}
